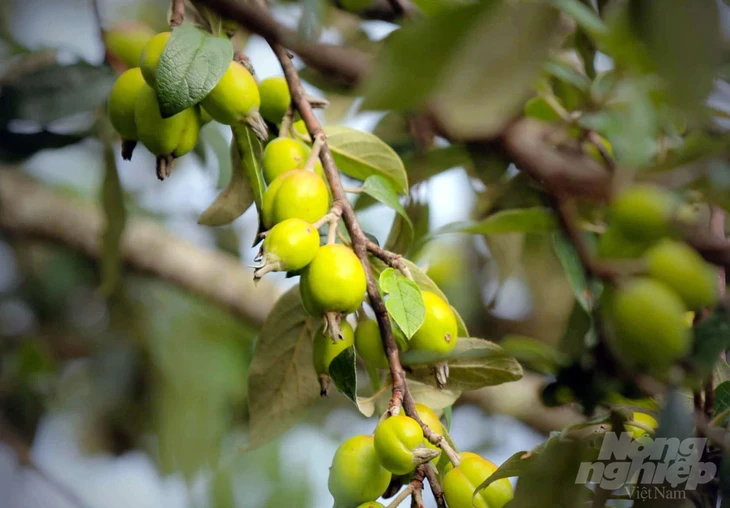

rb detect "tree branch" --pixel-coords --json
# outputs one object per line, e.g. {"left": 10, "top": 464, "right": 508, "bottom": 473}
{"left": 0, "top": 170, "right": 281, "bottom": 325}
{"left": 170, "top": 0, "right": 185, "bottom": 27}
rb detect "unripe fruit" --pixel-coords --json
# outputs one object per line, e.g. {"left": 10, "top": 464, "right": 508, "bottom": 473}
{"left": 443, "top": 454, "right": 514, "bottom": 508}
{"left": 254, "top": 219, "right": 320, "bottom": 279}
{"left": 409, "top": 291, "right": 458, "bottom": 355}
{"left": 134, "top": 85, "right": 200, "bottom": 158}
{"left": 355, "top": 318, "right": 388, "bottom": 369}
{"left": 356, "top": 503, "right": 384, "bottom": 508}
{"left": 626, "top": 412, "right": 658, "bottom": 439}
{"left": 605, "top": 278, "right": 690, "bottom": 376}
{"left": 200, "top": 61, "right": 260, "bottom": 126}
{"left": 139, "top": 32, "right": 171, "bottom": 88}
{"left": 313, "top": 321, "right": 354, "bottom": 375}
{"left": 328, "top": 435, "right": 391, "bottom": 507}
{"left": 442, "top": 451, "right": 482, "bottom": 475}
{"left": 258, "top": 76, "right": 291, "bottom": 125}
{"left": 414, "top": 403, "right": 443, "bottom": 462}
{"left": 108, "top": 68, "right": 147, "bottom": 141}
{"left": 300, "top": 245, "right": 367, "bottom": 316}
{"left": 199, "top": 106, "right": 213, "bottom": 126}
{"left": 646, "top": 239, "right": 718, "bottom": 310}
{"left": 262, "top": 169, "right": 329, "bottom": 228}
{"left": 104, "top": 22, "right": 155, "bottom": 68}
{"left": 262, "top": 137, "right": 324, "bottom": 184}
{"left": 374, "top": 415, "right": 435, "bottom": 475}
{"left": 611, "top": 184, "right": 678, "bottom": 241}
{"left": 293, "top": 119, "right": 308, "bottom": 135}
{"left": 596, "top": 224, "right": 651, "bottom": 260}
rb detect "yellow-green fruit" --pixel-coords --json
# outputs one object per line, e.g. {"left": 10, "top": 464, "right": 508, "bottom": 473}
{"left": 108, "top": 68, "right": 146, "bottom": 140}
{"left": 626, "top": 412, "right": 658, "bottom": 439}
{"left": 139, "top": 31, "right": 171, "bottom": 88}
{"left": 313, "top": 321, "right": 354, "bottom": 375}
{"left": 409, "top": 291, "right": 458, "bottom": 355}
{"left": 199, "top": 106, "right": 213, "bottom": 125}
{"left": 300, "top": 244, "right": 367, "bottom": 316}
{"left": 414, "top": 403, "right": 443, "bottom": 460}
{"left": 597, "top": 224, "right": 652, "bottom": 260}
{"left": 354, "top": 319, "right": 388, "bottom": 369}
{"left": 611, "top": 184, "right": 678, "bottom": 241}
{"left": 261, "top": 218, "right": 320, "bottom": 272}
{"left": 444, "top": 454, "right": 514, "bottom": 508}
{"left": 605, "top": 278, "right": 690, "bottom": 376}
{"left": 646, "top": 239, "right": 718, "bottom": 310}
{"left": 134, "top": 84, "right": 200, "bottom": 157}
{"left": 262, "top": 137, "right": 324, "bottom": 184}
{"left": 200, "top": 61, "right": 260, "bottom": 125}
{"left": 262, "top": 169, "right": 329, "bottom": 228}
{"left": 356, "top": 503, "right": 384, "bottom": 508}
{"left": 443, "top": 451, "right": 482, "bottom": 475}
{"left": 293, "top": 119, "right": 308, "bottom": 136}
{"left": 259, "top": 76, "right": 291, "bottom": 125}
{"left": 374, "top": 415, "right": 425, "bottom": 475}
{"left": 328, "top": 435, "right": 391, "bottom": 507}
{"left": 104, "top": 22, "right": 155, "bottom": 68}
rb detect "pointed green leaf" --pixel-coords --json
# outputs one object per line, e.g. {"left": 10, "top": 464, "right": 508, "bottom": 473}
{"left": 379, "top": 268, "right": 426, "bottom": 339}
{"left": 437, "top": 208, "right": 559, "bottom": 236}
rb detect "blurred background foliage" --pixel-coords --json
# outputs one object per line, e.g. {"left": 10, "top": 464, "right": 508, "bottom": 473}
{"left": 1, "top": 0, "right": 730, "bottom": 507}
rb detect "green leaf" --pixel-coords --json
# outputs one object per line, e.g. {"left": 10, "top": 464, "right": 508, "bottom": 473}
{"left": 500, "top": 335, "right": 563, "bottom": 375}
{"left": 385, "top": 201, "right": 430, "bottom": 258}
{"left": 553, "top": 232, "right": 593, "bottom": 312}
{"left": 404, "top": 338, "right": 523, "bottom": 391}
{"left": 452, "top": 305, "right": 469, "bottom": 338}
{"left": 713, "top": 381, "right": 730, "bottom": 419}
{"left": 198, "top": 125, "right": 263, "bottom": 226}
{"left": 99, "top": 128, "right": 126, "bottom": 296}
{"left": 363, "top": 1, "right": 558, "bottom": 138}
{"left": 691, "top": 309, "right": 730, "bottom": 377}
{"left": 379, "top": 267, "right": 426, "bottom": 339}
{"left": 324, "top": 125, "right": 408, "bottom": 193}
{"left": 544, "top": 58, "right": 591, "bottom": 92}
{"left": 407, "top": 379, "right": 461, "bottom": 411}
{"left": 329, "top": 345, "right": 374, "bottom": 416}
{"left": 371, "top": 257, "right": 450, "bottom": 304}
{"left": 361, "top": 175, "right": 414, "bottom": 246}
{"left": 246, "top": 286, "right": 319, "bottom": 450}
{"left": 437, "top": 208, "right": 559, "bottom": 236}
{"left": 549, "top": 0, "right": 607, "bottom": 39}
{"left": 401, "top": 145, "right": 474, "bottom": 186}
{"left": 156, "top": 24, "right": 233, "bottom": 118}
{"left": 474, "top": 450, "right": 536, "bottom": 498}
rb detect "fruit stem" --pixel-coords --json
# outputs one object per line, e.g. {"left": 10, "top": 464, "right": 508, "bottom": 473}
{"left": 384, "top": 484, "right": 414, "bottom": 508}
{"left": 156, "top": 154, "right": 175, "bottom": 181}
{"left": 279, "top": 104, "right": 295, "bottom": 138}
{"left": 121, "top": 140, "right": 136, "bottom": 161}
{"left": 324, "top": 311, "right": 343, "bottom": 343}
{"left": 305, "top": 132, "right": 326, "bottom": 172}
{"left": 342, "top": 187, "right": 363, "bottom": 194}
{"left": 253, "top": 257, "right": 281, "bottom": 281}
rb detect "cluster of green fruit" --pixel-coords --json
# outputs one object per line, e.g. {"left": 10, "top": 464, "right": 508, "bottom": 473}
{"left": 328, "top": 403, "right": 513, "bottom": 508}
{"left": 597, "top": 184, "right": 718, "bottom": 377}
{"left": 107, "top": 30, "right": 267, "bottom": 174}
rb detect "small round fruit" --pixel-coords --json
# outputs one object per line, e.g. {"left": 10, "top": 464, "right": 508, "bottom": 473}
{"left": 605, "top": 278, "right": 690, "bottom": 376}
{"left": 355, "top": 319, "right": 389, "bottom": 369}
{"left": 256, "top": 219, "right": 320, "bottom": 278}
{"left": 597, "top": 224, "right": 652, "bottom": 260}
{"left": 328, "top": 435, "right": 391, "bottom": 507}
{"left": 646, "top": 239, "right": 718, "bottom": 310}
{"left": 104, "top": 22, "right": 155, "bottom": 68}
{"left": 300, "top": 245, "right": 367, "bottom": 316}
{"left": 139, "top": 32, "right": 171, "bottom": 88}
{"left": 611, "top": 184, "right": 678, "bottom": 241}
{"left": 262, "top": 137, "right": 308, "bottom": 183}
{"left": 262, "top": 169, "right": 329, "bottom": 228}
{"left": 444, "top": 454, "right": 514, "bottom": 508}
{"left": 442, "top": 451, "right": 482, "bottom": 475}
{"left": 134, "top": 84, "right": 200, "bottom": 157}
{"left": 356, "top": 503, "right": 384, "bottom": 508}
{"left": 414, "top": 403, "right": 443, "bottom": 460}
{"left": 409, "top": 291, "right": 458, "bottom": 355}
{"left": 200, "top": 61, "right": 260, "bottom": 125}
{"left": 108, "top": 68, "right": 146, "bottom": 140}
{"left": 293, "top": 119, "right": 308, "bottom": 135}
{"left": 313, "top": 321, "right": 354, "bottom": 375}
{"left": 258, "top": 76, "right": 291, "bottom": 125}
{"left": 374, "top": 415, "right": 426, "bottom": 475}
{"left": 626, "top": 412, "right": 658, "bottom": 439}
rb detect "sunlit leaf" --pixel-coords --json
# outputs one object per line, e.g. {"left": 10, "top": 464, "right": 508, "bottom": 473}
{"left": 379, "top": 267, "right": 425, "bottom": 339}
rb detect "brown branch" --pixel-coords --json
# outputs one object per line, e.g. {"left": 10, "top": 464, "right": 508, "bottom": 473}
{"left": 170, "top": 0, "right": 186, "bottom": 27}
{"left": 331, "top": 0, "right": 416, "bottom": 21}
{"left": 367, "top": 240, "right": 413, "bottom": 279}
{"left": 423, "top": 464, "right": 447, "bottom": 508}
{"left": 0, "top": 170, "right": 281, "bottom": 326}
{"left": 198, "top": 0, "right": 370, "bottom": 84}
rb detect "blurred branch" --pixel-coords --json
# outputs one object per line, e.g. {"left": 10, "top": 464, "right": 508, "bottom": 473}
{"left": 333, "top": 0, "right": 417, "bottom": 21}
{"left": 0, "top": 170, "right": 281, "bottom": 325}
{"left": 198, "top": 0, "right": 370, "bottom": 84}
{"left": 170, "top": 0, "right": 186, "bottom": 27}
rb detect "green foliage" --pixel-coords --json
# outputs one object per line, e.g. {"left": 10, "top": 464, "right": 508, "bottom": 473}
{"left": 378, "top": 267, "right": 425, "bottom": 339}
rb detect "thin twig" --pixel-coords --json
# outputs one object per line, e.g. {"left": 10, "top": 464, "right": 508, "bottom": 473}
{"left": 279, "top": 104, "right": 295, "bottom": 138}
{"left": 170, "top": 0, "right": 185, "bottom": 27}
{"left": 424, "top": 464, "right": 447, "bottom": 508}
{"left": 367, "top": 240, "right": 413, "bottom": 280}
{"left": 385, "top": 485, "right": 414, "bottom": 508}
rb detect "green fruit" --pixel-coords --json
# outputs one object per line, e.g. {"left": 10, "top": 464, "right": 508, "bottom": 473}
{"left": 134, "top": 84, "right": 200, "bottom": 157}
{"left": 313, "top": 321, "right": 354, "bottom": 375}
{"left": 611, "top": 184, "right": 678, "bottom": 241}
{"left": 646, "top": 239, "right": 718, "bottom": 310}
{"left": 442, "top": 451, "right": 481, "bottom": 475}
{"left": 300, "top": 244, "right": 367, "bottom": 316}
{"left": 139, "top": 31, "right": 171, "bottom": 88}
{"left": 356, "top": 503, "right": 384, "bottom": 508}
{"left": 355, "top": 319, "right": 389, "bottom": 369}
{"left": 328, "top": 435, "right": 391, "bottom": 507}
{"left": 199, "top": 106, "right": 213, "bottom": 125}
{"left": 104, "top": 22, "right": 155, "bottom": 68}
{"left": 262, "top": 137, "right": 319, "bottom": 184}
{"left": 200, "top": 61, "right": 260, "bottom": 125}
{"left": 374, "top": 415, "right": 427, "bottom": 475}
{"left": 262, "top": 169, "right": 329, "bottom": 228}
{"left": 597, "top": 224, "right": 652, "bottom": 260}
{"left": 626, "top": 412, "right": 658, "bottom": 439}
{"left": 443, "top": 454, "right": 514, "bottom": 508}
{"left": 414, "top": 403, "right": 443, "bottom": 461}
{"left": 605, "top": 278, "right": 690, "bottom": 376}
{"left": 108, "top": 68, "right": 146, "bottom": 140}
{"left": 257, "top": 218, "right": 320, "bottom": 276}
{"left": 409, "top": 291, "right": 458, "bottom": 355}
{"left": 258, "top": 76, "right": 291, "bottom": 125}
{"left": 293, "top": 119, "right": 308, "bottom": 135}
